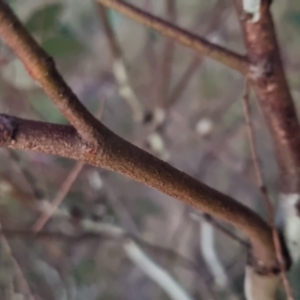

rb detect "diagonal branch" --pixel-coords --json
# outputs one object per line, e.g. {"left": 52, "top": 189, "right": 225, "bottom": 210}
{"left": 96, "top": 0, "right": 249, "bottom": 74}
{"left": 0, "top": 113, "right": 276, "bottom": 271}
{"left": 0, "top": 0, "right": 282, "bottom": 276}
{"left": 0, "top": 0, "right": 99, "bottom": 145}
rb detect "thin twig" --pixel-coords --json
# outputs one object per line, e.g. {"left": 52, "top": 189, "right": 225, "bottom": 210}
{"left": 102, "top": 178, "right": 140, "bottom": 236}
{"left": 97, "top": 4, "right": 145, "bottom": 122}
{"left": 0, "top": 224, "right": 36, "bottom": 300}
{"left": 31, "top": 161, "right": 85, "bottom": 232}
{"left": 0, "top": 227, "right": 196, "bottom": 273}
{"left": 6, "top": 150, "right": 45, "bottom": 201}
{"left": 96, "top": 0, "right": 249, "bottom": 74}
{"left": 167, "top": 56, "right": 202, "bottom": 108}
{"left": 167, "top": 1, "right": 228, "bottom": 108}
{"left": 191, "top": 213, "right": 249, "bottom": 249}
{"left": 32, "top": 98, "right": 106, "bottom": 232}
{"left": 242, "top": 81, "right": 294, "bottom": 300}
{"left": 158, "top": 0, "right": 176, "bottom": 107}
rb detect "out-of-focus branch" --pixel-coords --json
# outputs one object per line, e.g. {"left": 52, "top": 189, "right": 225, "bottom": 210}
{"left": 125, "top": 240, "right": 194, "bottom": 300}
{"left": 0, "top": 224, "right": 36, "bottom": 300}
{"left": 167, "top": 1, "right": 228, "bottom": 108}
{"left": 1, "top": 225, "right": 195, "bottom": 300}
{"left": 97, "top": 4, "right": 145, "bottom": 122}
{"left": 6, "top": 150, "right": 45, "bottom": 202}
{"left": 0, "top": 227, "right": 196, "bottom": 272}
{"left": 96, "top": 0, "right": 249, "bottom": 74}
{"left": 75, "top": 213, "right": 191, "bottom": 297}
{"left": 98, "top": 175, "right": 141, "bottom": 236}
{"left": 32, "top": 161, "right": 85, "bottom": 232}
{"left": 158, "top": 0, "right": 176, "bottom": 107}
{"left": 191, "top": 213, "right": 249, "bottom": 249}
{"left": 167, "top": 56, "right": 202, "bottom": 108}
{"left": 198, "top": 221, "right": 239, "bottom": 300}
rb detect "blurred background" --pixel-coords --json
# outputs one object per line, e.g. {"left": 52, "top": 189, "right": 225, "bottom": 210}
{"left": 0, "top": 0, "right": 300, "bottom": 299}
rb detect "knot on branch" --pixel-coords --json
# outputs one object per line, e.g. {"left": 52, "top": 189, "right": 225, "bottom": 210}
{"left": 249, "top": 57, "right": 273, "bottom": 80}
{"left": 248, "top": 230, "right": 292, "bottom": 275}
{"left": 0, "top": 114, "right": 17, "bottom": 145}
{"left": 248, "top": 254, "right": 281, "bottom": 276}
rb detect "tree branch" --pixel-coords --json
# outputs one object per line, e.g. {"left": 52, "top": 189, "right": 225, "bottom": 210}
{"left": 242, "top": 81, "right": 293, "bottom": 299}
{"left": 0, "top": 0, "right": 281, "bottom": 275}
{"left": 0, "top": 0, "right": 99, "bottom": 145}
{"left": 97, "top": 3, "right": 146, "bottom": 122}
{"left": 0, "top": 113, "right": 276, "bottom": 271}
{"left": 158, "top": 0, "right": 177, "bottom": 107}
{"left": 96, "top": 0, "right": 249, "bottom": 74}
{"left": 234, "top": 0, "right": 300, "bottom": 193}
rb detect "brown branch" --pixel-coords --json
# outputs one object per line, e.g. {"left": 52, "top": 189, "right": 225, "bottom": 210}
{"left": 242, "top": 81, "right": 294, "bottom": 299}
{"left": 0, "top": 0, "right": 281, "bottom": 274}
{"left": 158, "top": 0, "right": 176, "bottom": 107}
{"left": 32, "top": 161, "right": 85, "bottom": 232}
{"left": 96, "top": 0, "right": 249, "bottom": 74}
{"left": 97, "top": 4, "right": 122, "bottom": 58}
{"left": 0, "top": 0, "right": 99, "bottom": 145}
{"left": 0, "top": 113, "right": 276, "bottom": 271}
{"left": 97, "top": 4, "right": 145, "bottom": 122}
{"left": 0, "top": 224, "right": 36, "bottom": 300}
{"left": 234, "top": 0, "right": 300, "bottom": 193}
{"left": 242, "top": 82, "right": 274, "bottom": 220}
{"left": 0, "top": 115, "right": 85, "bottom": 159}
{"left": 167, "top": 1, "right": 229, "bottom": 108}
{"left": 5, "top": 150, "right": 45, "bottom": 202}
{"left": 167, "top": 56, "right": 202, "bottom": 108}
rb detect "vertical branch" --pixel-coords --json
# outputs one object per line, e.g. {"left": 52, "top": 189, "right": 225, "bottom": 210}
{"left": 234, "top": 1, "right": 300, "bottom": 294}
{"left": 158, "top": 0, "right": 176, "bottom": 107}
{"left": 167, "top": 1, "right": 229, "bottom": 108}
{"left": 167, "top": 56, "right": 202, "bottom": 108}
{"left": 199, "top": 220, "right": 239, "bottom": 300}
{"left": 242, "top": 81, "right": 294, "bottom": 300}
{"left": 234, "top": 0, "right": 300, "bottom": 192}
{"left": 97, "top": 4, "right": 145, "bottom": 122}
{"left": 0, "top": 223, "right": 36, "bottom": 300}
